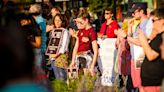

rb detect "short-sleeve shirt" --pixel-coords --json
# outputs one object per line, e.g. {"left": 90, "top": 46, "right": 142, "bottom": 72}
{"left": 22, "top": 23, "right": 41, "bottom": 43}
{"left": 131, "top": 18, "right": 153, "bottom": 60}
{"left": 133, "top": 18, "right": 152, "bottom": 38}
{"left": 99, "top": 20, "right": 118, "bottom": 38}
{"left": 141, "top": 32, "right": 164, "bottom": 86}
{"left": 35, "top": 15, "right": 47, "bottom": 52}
{"left": 77, "top": 27, "right": 97, "bottom": 52}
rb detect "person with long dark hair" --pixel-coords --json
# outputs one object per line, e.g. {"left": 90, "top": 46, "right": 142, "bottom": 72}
{"left": 48, "top": 14, "right": 70, "bottom": 80}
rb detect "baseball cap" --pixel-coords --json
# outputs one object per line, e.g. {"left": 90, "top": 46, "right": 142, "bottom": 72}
{"left": 130, "top": 2, "right": 147, "bottom": 13}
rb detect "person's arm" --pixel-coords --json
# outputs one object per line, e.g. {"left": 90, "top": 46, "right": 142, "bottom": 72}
{"left": 70, "top": 38, "right": 79, "bottom": 67}
{"left": 115, "top": 29, "right": 122, "bottom": 48}
{"left": 138, "top": 29, "right": 159, "bottom": 61}
{"left": 46, "top": 25, "right": 54, "bottom": 32}
{"left": 112, "top": 21, "right": 119, "bottom": 36}
{"left": 90, "top": 40, "right": 98, "bottom": 72}
{"left": 127, "top": 18, "right": 134, "bottom": 36}
{"left": 149, "top": 28, "right": 158, "bottom": 40}
{"left": 127, "top": 37, "right": 141, "bottom": 46}
{"left": 31, "top": 26, "right": 41, "bottom": 48}
{"left": 31, "top": 36, "right": 41, "bottom": 48}
{"left": 39, "top": 22, "right": 46, "bottom": 33}
{"left": 69, "top": 28, "right": 78, "bottom": 38}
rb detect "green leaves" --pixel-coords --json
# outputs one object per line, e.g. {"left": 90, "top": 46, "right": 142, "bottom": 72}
{"left": 88, "top": 0, "right": 112, "bottom": 13}
{"left": 51, "top": 74, "right": 97, "bottom": 92}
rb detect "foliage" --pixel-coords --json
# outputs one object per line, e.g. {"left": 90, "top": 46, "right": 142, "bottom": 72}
{"left": 51, "top": 74, "right": 128, "bottom": 92}
{"left": 88, "top": 0, "right": 112, "bottom": 13}
{"left": 88, "top": 0, "right": 124, "bottom": 13}
{"left": 51, "top": 74, "right": 96, "bottom": 92}
{"left": 51, "top": 79, "right": 69, "bottom": 92}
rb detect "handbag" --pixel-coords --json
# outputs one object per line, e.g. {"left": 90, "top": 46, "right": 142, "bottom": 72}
{"left": 54, "top": 54, "right": 69, "bottom": 69}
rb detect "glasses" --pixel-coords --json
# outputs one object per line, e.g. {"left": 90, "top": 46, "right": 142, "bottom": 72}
{"left": 76, "top": 21, "right": 84, "bottom": 25}
{"left": 105, "top": 12, "right": 112, "bottom": 15}
{"left": 152, "top": 18, "right": 161, "bottom": 22}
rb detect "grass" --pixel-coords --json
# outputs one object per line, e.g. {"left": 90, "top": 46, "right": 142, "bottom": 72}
{"left": 51, "top": 73, "right": 96, "bottom": 92}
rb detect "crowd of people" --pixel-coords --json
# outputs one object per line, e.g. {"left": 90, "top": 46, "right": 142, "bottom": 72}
{"left": 0, "top": 1, "right": 164, "bottom": 92}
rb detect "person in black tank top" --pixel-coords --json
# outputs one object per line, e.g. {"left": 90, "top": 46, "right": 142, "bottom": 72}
{"left": 138, "top": 7, "right": 164, "bottom": 92}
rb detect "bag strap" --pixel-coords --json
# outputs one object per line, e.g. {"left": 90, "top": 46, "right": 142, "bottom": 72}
{"left": 103, "top": 25, "right": 108, "bottom": 35}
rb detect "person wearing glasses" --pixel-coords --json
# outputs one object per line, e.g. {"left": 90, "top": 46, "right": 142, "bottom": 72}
{"left": 138, "top": 8, "right": 164, "bottom": 92}
{"left": 98, "top": 7, "right": 119, "bottom": 38}
{"left": 69, "top": 13, "right": 98, "bottom": 77}
{"left": 125, "top": 3, "right": 154, "bottom": 91}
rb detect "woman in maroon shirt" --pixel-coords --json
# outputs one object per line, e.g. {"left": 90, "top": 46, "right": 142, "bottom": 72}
{"left": 69, "top": 13, "right": 98, "bottom": 76}
{"left": 98, "top": 7, "right": 119, "bottom": 38}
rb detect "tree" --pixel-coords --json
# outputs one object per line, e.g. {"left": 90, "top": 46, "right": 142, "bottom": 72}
{"left": 88, "top": 0, "right": 124, "bottom": 13}
{"left": 88, "top": 0, "right": 113, "bottom": 13}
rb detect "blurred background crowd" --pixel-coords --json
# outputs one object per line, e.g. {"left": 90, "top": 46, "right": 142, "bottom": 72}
{"left": 0, "top": 0, "right": 164, "bottom": 92}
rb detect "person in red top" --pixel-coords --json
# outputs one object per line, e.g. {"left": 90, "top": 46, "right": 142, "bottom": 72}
{"left": 77, "top": 27, "right": 97, "bottom": 52}
{"left": 69, "top": 13, "right": 98, "bottom": 76}
{"left": 98, "top": 7, "right": 119, "bottom": 38}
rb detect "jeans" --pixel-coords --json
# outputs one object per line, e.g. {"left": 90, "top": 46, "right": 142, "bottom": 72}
{"left": 34, "top": 48, "right": 42, "bottom": 67}
{"left": 51, "top": 60, "right": 67, "bottom": 80}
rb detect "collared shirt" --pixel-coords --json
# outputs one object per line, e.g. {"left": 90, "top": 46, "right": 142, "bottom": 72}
{"left": 133, "top": 18, "right": 152, "bottom": 38}
{"left": 35, "top": 15, "right": 47, "bottom": 52}
{"left": 99, "top": 20, "right": 119, "bottom": 38}
{"left": 131, "top": 18, "right": 153, "bottom": 60}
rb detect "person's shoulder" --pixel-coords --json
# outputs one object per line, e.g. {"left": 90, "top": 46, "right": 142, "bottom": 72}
{"left": 158, "top": 31, "right": 164, "bottom": 37}
{"left": 112, "top": 20, "right": 118, "bottom": 24}
{"left": 36, "top": 15, "right": 46, "bottom": 23}
{"left": 147, "top": 18, "right": 153, "bottom": 24}
{"left": 62, "top": 28, "right": 67, "bottom": 31}
{"left": 62, "top": 28, "right": 70, "bottom": 34}
{"left": 101, "top": 21, "right": 107, "bottom": 26}
{"left": 89, "top": 27, "right": 95, "bottom": 31}
{"left": 89, "top": 27, "right": 96, "bottom": 35}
